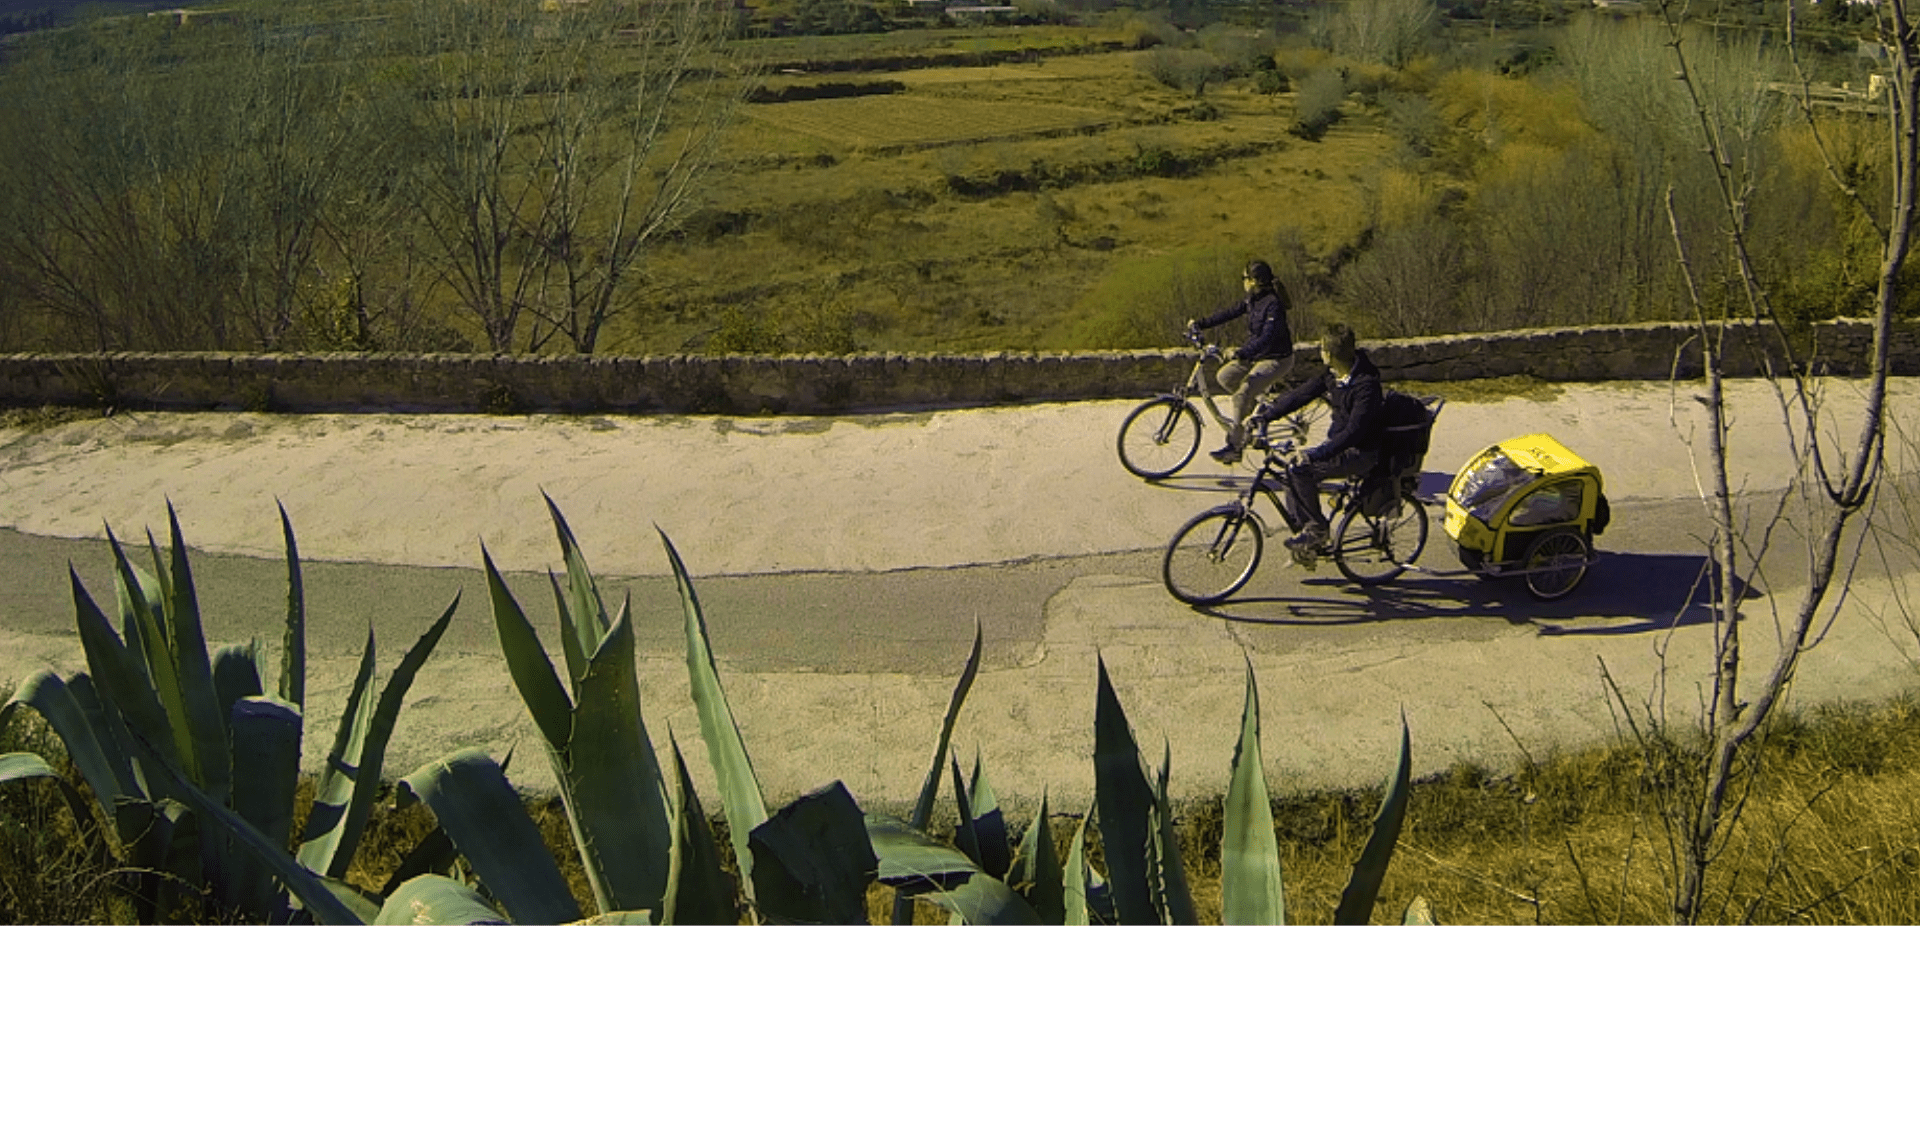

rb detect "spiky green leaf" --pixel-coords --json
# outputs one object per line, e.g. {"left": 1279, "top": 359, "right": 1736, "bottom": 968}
{"left": 867, "top": 815, "right": 981, "bottom": 896}
{"left": 161, "top": 502, "right": 233, "bottom": 808}
{"left": 661, "top": 528, "right": 767, "bottom": 894}
{"left": 211, "top": 643, "right": 264, "bottom": 726}
{"left": 545, "top": 491, "right": 611, "bottom": 668}
{"left": 136, "top": 756, "right": 363, "bottom": 926}
{"left": 297, "top": 593, "right": 459, "bottom": 879}
{"left": 69, "top": 567, "right": 172, "bottom": 785}
{"left": 1064, "top": 808, "right": 1091, "bottom": 927}
{"left": 1222, "top": 661, "right": 1285, "bottom": 925}
{"left": 560, "top": 599, "right": 672, "bottom": 915}
{"left": 748, "top": 782, "right": 877, "bottom": 925}
{"left": 924, "top": 872, "right": 1044, "bottom": 925}
{"left": 662, "top": 735, "right": 736, "bottom": 926}
{"left": 482, "top": 544, "right": 573, "bottom": 757}
{"left": 2, "top": 671, "right": 139, "bottom": 814}
{"left": 228, "top": 696, "right": 302, "bottom": 921}
{"left": 1150, "top": 744, "right": 1198, "bottom": 925}
{"left": 892, "top": 621, "right": 980, "bottom": 925}
{"left": 400, "top": 749, "right": 581, "bottom": 925}
{"left": 1334, "top": 716, "right": 1414, "bottom": 926}
{"left": 376, "top": 875, "right": 508, "bottom": 926}
{"left": 277, "top": 501, "right": 306, "bottom": 709}
{"left": 1091, "top": 657, "right": 1159, "bottom": 925}
{"left": 965, "top": 752, "right": 1012, "bottom": 880}
{"left": 1008, "top": 790, "right": 1065, "bottom": 924}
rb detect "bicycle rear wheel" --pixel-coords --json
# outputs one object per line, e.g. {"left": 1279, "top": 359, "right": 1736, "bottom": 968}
{"left": 1332, "top": 492, "right": 1428, "bottom": 585}
{"left": 1118, "top": 396, "right": 1202, "bottom": 480}
{"left": 1164, "top": 504, "right": 1264, "bottom": 605}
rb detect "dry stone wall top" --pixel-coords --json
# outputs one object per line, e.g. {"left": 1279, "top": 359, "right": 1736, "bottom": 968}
{"left": 3, "top": 321, "right": 1914, "bottom": 415}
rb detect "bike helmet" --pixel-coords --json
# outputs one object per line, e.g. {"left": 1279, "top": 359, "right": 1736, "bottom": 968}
{"left": 1244, "top": 260, "right": 1275, "bottom": 288}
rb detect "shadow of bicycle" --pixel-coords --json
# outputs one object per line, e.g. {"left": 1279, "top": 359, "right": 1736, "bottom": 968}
{"left": 1194, "top": 549, "right": 1748, "bottom": 636}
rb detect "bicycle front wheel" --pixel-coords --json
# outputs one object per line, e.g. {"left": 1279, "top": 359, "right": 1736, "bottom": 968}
{"left": 1118, "top": 396, "right": 1202, "bottom": 480}
{"left": 1332, "top": 492, "right": 1428, "bottom": 585}
{"left": 1164, "top": 504, "right": 1264, "bottom": 605}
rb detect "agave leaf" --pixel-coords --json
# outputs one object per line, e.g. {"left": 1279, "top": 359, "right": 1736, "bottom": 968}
{"left": 380, "top": 826, "right": 460, "bottom": 899}
{"left": 70, "top": 566, "right": 173, "bottom": 783}
{"left": 298, "top": 593, "right": 460, "bottom": 879}
{"left": 571, "top": 911, "right": 655, "bottom": 926}
{"left": 1222, "top": 661, "right": 1285, "bottom": 925}
{"left": 1063, "top": 808, "right": 1091, "bottom": 927}
{"left": 660, "top": 528, "right": 767, "bottom": 895}
{"left": 160, "top": 502, "right": 233, "bottom": 807}
{"left": 211, "top": 642, "right": 264, "bottom": 726}
{"left": 1150, "top": 745, "right": 1198, "bottom": 925}
{"left": 748, "top": 782, "right": 878, "bottom": 925}
{"left": 228, "top": 697, "right": 302, "bottom": 920}
{"left": 548, "top": 570, "right": 588, "bottom": 692}
{"left": 1091, "top": 656, "right": 1158, "bottom": 925}
{"left": 1008, "top": 790, "right": 1065, "bottom": 925}
{"left": 136, "top": 750, "right": 364, "bottom": 925}
{"left": 276, "top": 501, "right": 306, "bottom": 709}
{"left": 1334, "top": 716, "right": 1415, "bottom": 926}
{"left": 917, "top": 621, "right": 980, "bottom": 834}
{"left": 561, "top": 599, "right": 672, "bottom": 915}
{"left": 544, "top": 491, "right": 611, "bottom": 669}
{"left": 0, "top": 752, "right": 104, "bottom": 858}
{"left": 662, "top": 733, "right": 736, "bottom": 926}
{"left": 295, "top": 628, "right": 377, "bottom": 874}
{"left": 110, "top": 526, "right": 199, "bottom": 787}
{"left": 892, "top": 621, "right": 980, "bottom": 925}
{"left": 376, "top": 874, "right": 508, "bottom": 926}
{"left": 482, "top": 544, "right": 573, "bottom": 757}
{"left": 2, "top": 671, "right": 139, "bottom": 814}
{"left": 964, "top": 751, "right": 1012, "bottom": 880}
{"left": 924, "top": 872, "right": 1044, "bottom": 926}
{"left": 948, "top": 747, "right": 982, "bottom": 869}
{"left": 1402, "top": 895, "right": 1436, "bottom": 925}
{"left": 316, "top": 878, "right": 382, "bottom": 924}
{"left": 400, "top": 749, "right": 581, "bottom": 925}
{"left": 867, "top": 814, "right": 981, "bottom": 897}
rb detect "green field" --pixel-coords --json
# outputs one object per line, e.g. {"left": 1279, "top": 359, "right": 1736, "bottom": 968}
{"left": 653, "top": 39, "right": 1393, "bottom": 356}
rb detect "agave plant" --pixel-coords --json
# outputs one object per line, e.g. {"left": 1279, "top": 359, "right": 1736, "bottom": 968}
{"left": 0, "top": 502, "right": 457, "bottom": 924}
{"left": 436, "top": 494, "right": 882, "bottom": 924}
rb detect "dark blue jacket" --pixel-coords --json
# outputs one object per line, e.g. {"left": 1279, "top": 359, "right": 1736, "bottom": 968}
{"left": 1195, "top": 288, "right": 1292, "bottom": 363}
{"left": 1265, "top": 349, "right": 1386, "bottom": 462}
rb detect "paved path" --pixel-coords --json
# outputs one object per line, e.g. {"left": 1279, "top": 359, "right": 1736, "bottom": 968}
{"left": 2, "top": 378, "right": 1917, "bottom": 814}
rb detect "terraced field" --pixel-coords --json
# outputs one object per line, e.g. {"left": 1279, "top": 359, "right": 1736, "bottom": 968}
{"left": 739, "top": 93, "right": 1115, "bottom": 149}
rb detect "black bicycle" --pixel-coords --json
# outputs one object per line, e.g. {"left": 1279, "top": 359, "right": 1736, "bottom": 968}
{"left": 1162, "top": 397, "right": 1445, "bottom": 604}
{"left": 1116, "top": 330, "right": 1313, "bottom": 480}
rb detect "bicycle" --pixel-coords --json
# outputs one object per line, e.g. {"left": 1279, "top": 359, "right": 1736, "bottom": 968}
{"left": 1161, "top": 396, "right": 1445, "bottom": 604}
{"left": 1115, "top": 329, "right": 1314, "bottom": 480}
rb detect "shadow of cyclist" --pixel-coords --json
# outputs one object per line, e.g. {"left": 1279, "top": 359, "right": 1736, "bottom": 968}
{"left": 1190, "top": 549, "right": 1748, "bottom": 636}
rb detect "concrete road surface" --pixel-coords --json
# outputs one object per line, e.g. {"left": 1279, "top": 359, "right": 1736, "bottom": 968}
{"left": 3, "top": 377, "right": 1917, "bottom": 815}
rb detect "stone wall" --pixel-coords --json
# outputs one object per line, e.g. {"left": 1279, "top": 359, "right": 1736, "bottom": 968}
{"left": 4, "top": 320, "right": 1915, "bottom": 415}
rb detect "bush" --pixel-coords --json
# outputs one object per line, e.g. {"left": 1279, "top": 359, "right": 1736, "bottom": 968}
{"left": 1137, "top": 47, "right": 1224, "bottom": 97}
{"left": 1293, "top": 68, "right": 1347, "bottom": 140}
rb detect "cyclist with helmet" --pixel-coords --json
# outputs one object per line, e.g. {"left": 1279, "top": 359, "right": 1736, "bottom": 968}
{"left": 1186, "top": 259, "right": 1296, "bottom": 464}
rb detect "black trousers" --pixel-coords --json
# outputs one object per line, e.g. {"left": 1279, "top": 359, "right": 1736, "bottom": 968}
{"left": 1284, "top": 447, "right": 1377, "bottom": 532}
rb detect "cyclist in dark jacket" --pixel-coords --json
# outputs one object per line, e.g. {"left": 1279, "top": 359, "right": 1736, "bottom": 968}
{"left": 1256, "top": 323, "right": 1387, "bottom": 554}
{"left": 1187, "top": 259, "right": 1296, "bottom": 464}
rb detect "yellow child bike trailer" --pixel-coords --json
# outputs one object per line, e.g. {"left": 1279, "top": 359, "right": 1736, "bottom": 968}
{"left": 1443, "top": 433, "right": 1610, "bottom": 600}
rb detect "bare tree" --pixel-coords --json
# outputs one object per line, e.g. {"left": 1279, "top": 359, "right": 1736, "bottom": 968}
{"left": 1646, "top": 0, "right": 1909, "bottom": 924}
{"left": 399, "top": 0, "right": 748, "bottom": 354}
